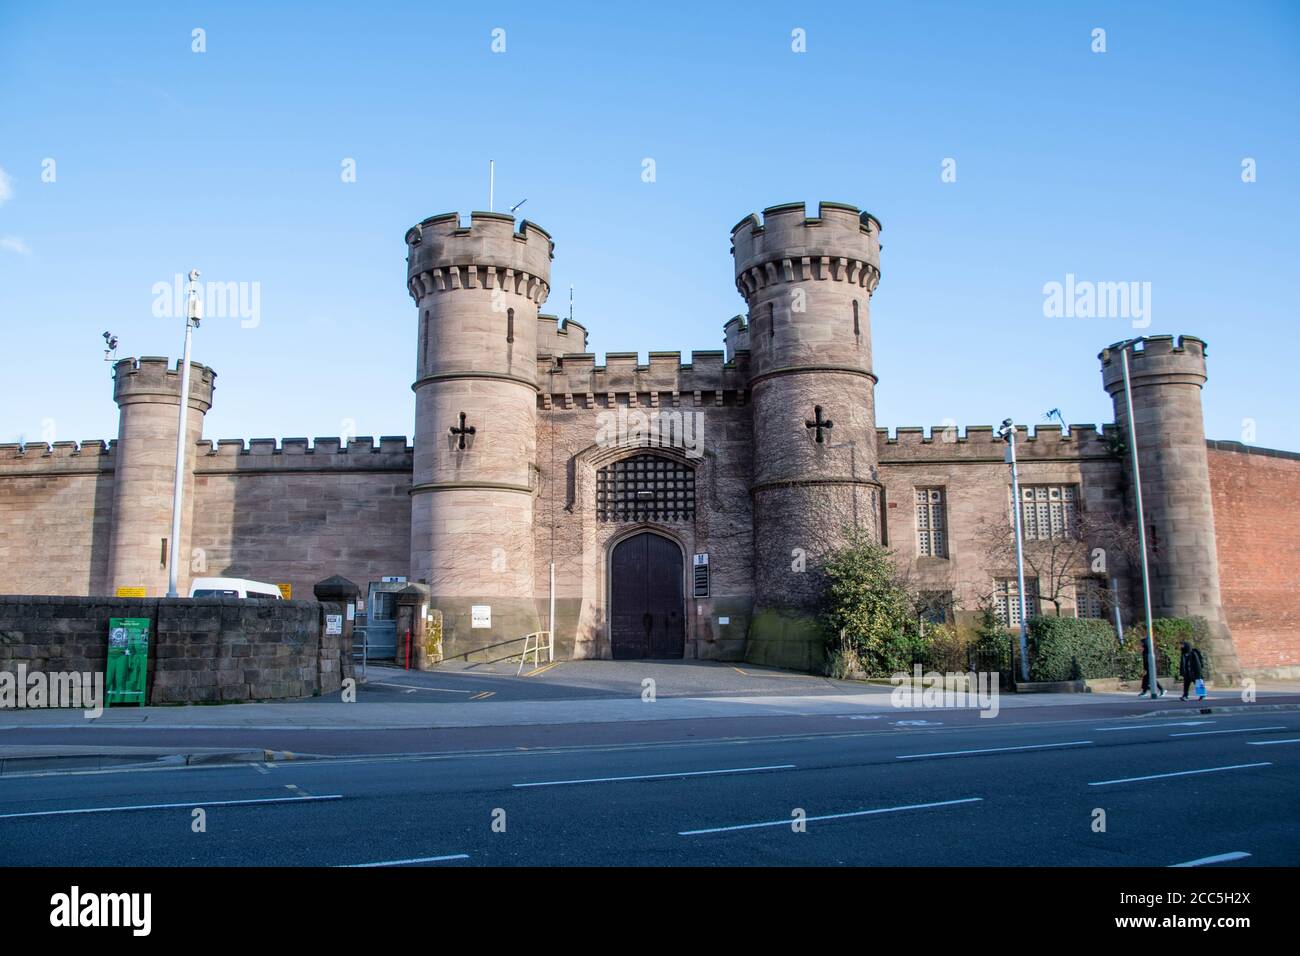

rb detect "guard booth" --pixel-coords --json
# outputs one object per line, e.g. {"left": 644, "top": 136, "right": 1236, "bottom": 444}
{"left": 362, "top": 578, "right": 408, "bottom": 661}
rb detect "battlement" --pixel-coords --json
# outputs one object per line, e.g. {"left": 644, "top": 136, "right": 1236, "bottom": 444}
{"left": 537, "top": 350, "right": 750, "bottom": 403}
{"left": 731, "top": 201, "right": 882, "bottom": 301}
{"left": 1100, "top": 334, "right": 1209, "bottom": 394}
{"left": 723, "top": 315, "right": 750, "bottom": 362}
{"left": 112, "top": 356, "right": 216, "bottom": 410}
{"left": 537, "top": 314, "right": 589, "bottom": 356}
{"left": 406, "top": 211, "right": 552, "bottom": 304}
{"left": 194, "top": 436, "right": 413, "bottom": 474}
{"left": 877, "top": 423, "right": 1118, "bottom": 463}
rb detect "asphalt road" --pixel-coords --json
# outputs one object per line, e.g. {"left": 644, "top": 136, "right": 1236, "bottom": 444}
{"left": 3, "top": 709, "right": 1297, "bottom": 866}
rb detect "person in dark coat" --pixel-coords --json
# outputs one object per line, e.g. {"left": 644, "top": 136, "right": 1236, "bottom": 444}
{"left": 1180, "top": 641, "right": 1207, "bottom": 701}
{"left": 1139, "top": 637, "right": 1165, "bottom": 698}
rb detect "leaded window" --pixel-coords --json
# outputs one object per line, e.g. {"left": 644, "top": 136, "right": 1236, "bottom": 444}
{"left": 596, "top": 454, "right": 695, "bottom": 522}
{"left": 994, "top": 577, "right": 1039, "bottom": 627}
{"left": 916, "top": 487, "right": 947, "bottom": 557}
{"left": 1074, "top": 578, "right": 1108, "bottom": 620}
{"left": 1020, "top": 485, "right": 1078, "bottom": 540}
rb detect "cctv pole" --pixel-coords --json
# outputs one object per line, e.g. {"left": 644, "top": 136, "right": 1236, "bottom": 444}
{"left": 165, "top": 270, "right": 201, "bottom": 598}
{"left": 1008, "top": 424, "right": 1029, "bottom": 681}
{"left": 1005, "top": 424, "right": 1031, "bottom": 682}
{"left": 1120, "top": 345, "right": 1159, "bottom": 694}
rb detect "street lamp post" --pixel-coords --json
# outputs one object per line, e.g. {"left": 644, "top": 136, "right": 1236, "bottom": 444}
{"left": 1118, "top": 343, "right": 1160, "bottom": 696}
{"left": 165, "top": 270, "right": 202, "bottom": 598}
{"left": 998, "top": 419, "right": 1031, "bottom": 683}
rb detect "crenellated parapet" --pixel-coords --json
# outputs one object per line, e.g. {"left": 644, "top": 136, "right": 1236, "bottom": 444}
{"left": 723, "top": 315, "right": 750, "bottom": 362}
{"left": 878, "top": 423, "right": 1119, "bottom": 463}
{"left": 537, "top": 351, "right": 750, "bottom": 406}
{"left": 731, "top": 201, "right": 882, "bottom": 300}
{"left": 194, "top": 436, "right": 413, "bottom": 473}
{"left": 406, "top": 211, "right": 553, "bottom": 304}
{"left": 112, "top": 356, "right": 216, "bottom": 411}
{"left": 0, "top": 440, "right": 114, "bottom": 476}
{"left": 537, "top": 315, "right": 589, "bottom": 357}
{"left": 1100, "top": 334, "right": 1208, "bottom": 395}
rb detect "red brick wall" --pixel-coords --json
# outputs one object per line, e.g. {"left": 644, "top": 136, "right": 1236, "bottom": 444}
{"left": 1208, "top": 443, "right": 1300, "bottom": 676}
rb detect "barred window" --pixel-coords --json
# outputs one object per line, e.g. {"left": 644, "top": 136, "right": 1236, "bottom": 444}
{"left": 596, "top": 454, "right": 695, "bottom": 522}
{"left": 1074, "top": 578, "right": 1108, "bottom": 620}
{"left": 1021, "top": 485, "right": 1078, "bottom": 540}
{"left": 994, "top": 578, "right": 1039, "bottom": 627}
{"left": 915, "top": 487, "right": 947, "bottom": 557}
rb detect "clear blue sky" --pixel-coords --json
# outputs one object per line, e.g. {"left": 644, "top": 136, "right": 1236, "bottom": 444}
{"left": 2, "top": 1, "right": 1297, "bottom": 449}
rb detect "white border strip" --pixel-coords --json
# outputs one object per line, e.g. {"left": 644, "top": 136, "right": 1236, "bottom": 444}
{"left": 1169, "top": 726, "right": 1285, "bottom": 737}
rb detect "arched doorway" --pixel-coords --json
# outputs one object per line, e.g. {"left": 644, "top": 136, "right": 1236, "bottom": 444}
{"left": 609, "top": 531, "right": 685, "bottom": 660}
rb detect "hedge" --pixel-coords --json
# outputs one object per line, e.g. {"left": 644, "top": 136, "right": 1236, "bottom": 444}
{"left": 1026, "top": 616, "right": 1211, "bottom": 682}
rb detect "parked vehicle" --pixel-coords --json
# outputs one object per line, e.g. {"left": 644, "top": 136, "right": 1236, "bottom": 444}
{"left": 188, "top": 577, "right": 283, "bottom": 599}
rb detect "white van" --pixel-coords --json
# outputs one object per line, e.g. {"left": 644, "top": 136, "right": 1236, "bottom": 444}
{"left": 189, "top": 577, "right": 284, "bottom": 599}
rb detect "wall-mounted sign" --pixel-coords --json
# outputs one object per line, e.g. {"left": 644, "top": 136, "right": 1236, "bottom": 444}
{"left": 106, "top": 617, "right": 150, "bottom": 707}
{"left": 718, "top": 616, "right": 730, "bottom": 625}
{"left": 346, "top": 603, "right": 356, "bottom": 621}
{"left": 471, "top": 605, "right": 491, "bottom": 629}
{"left": 381, "top": 576, "right": 407, "bottom": 584}
{"left": 276, "top": 583, "right": 293, "bottom": 599}
{"left": 115, "top": 587, "right": 146, "bottom": 598}
{"left": 693, "top": 553, "right": 710, "bottom": 598}
{"left": 325, "top": 614, "right": 343, "bottom": 635}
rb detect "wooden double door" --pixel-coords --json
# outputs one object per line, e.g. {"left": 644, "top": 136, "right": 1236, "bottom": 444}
{"left": 610, "top": 532, "right": 685, "bottom": 660}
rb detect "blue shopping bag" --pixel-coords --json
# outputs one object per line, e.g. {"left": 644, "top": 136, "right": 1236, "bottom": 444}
{"left": 1194, "top": 678, "right": 1206, "bottom": 697}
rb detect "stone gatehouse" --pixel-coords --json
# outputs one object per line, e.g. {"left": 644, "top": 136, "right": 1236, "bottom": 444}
{"left": 2, "top": 202, "right": 1297, "bottom": 676}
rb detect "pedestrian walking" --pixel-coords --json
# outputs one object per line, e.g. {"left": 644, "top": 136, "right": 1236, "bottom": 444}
{"left": 1139, "top": 637, "right": 1165, "bottom": 698}
{"left": 1180, "top": 640, "right": 1207, "bottom": 701}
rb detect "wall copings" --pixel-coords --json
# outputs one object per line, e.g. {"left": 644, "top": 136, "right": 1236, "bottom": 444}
{"left": 877, "top": 423, "right": 1115, "bottom": 462}
{"left": 193, "top": 436, "right": 413, "bottom": 474}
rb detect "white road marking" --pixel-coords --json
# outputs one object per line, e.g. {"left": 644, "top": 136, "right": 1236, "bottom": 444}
{"left": 679, "top": 797, "right": 983, "bottom": 835}
{"left": 1089, "top": 763, "right": 1272, "bottom": 787}
{"left": 1094, "top": 721, "right": 1213, "bottom": 731}
{"left": 1170, "top": 851, "right": 1251, "bottom": 867}
{"left": 514, "top": 764, "right": 796, "bottom": 788}
{"left": 1247, "top": 738, "right": 1300, "bottom": 746}
{"left": 0, "top": 793, "right": 343, "bottom": 819}
{"left": 370, "top": 682, "right": 477, "bottom": 695}
{"left": 1169, "top": 725, "right": 1286, "bottom": 738}
{"left": 896, "top": 740, "right": 1092, "bottom": 760}
{"left": 337, "top": 854, "right": 469, "bottom": 867}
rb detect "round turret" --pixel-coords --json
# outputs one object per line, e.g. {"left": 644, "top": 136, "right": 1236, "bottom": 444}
{"left": 1099, "top": 334, "right": 1241, "bottom": 677}
{"left": 405, "top": 212, "right": 552, "bottom": 656}
{"left": 107, "top": 357, "right": 216, "bottom": 596}
{"left": 732, "top": 202, "right": 884, "bottom": 670}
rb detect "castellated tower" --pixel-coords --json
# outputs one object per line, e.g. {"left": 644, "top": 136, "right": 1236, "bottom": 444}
{"left": 405, "top": 211, "right": 552, "bottom": 655}
{"left": 107, "top": 356, "right": 216, "bottom": 596}
{"left": 732, "top": 202, "right": 883, "bottom": 669}
{"left": 1100, "top": 335, "right": 1242, "bottom": 678}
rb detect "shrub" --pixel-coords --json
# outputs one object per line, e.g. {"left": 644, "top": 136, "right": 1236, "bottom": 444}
{"left": 820, "top": 529, "right": 916, "bottom": 676}
{"left": 1126, "top": 617, "right": 1212, "bottom": 678}
{"left": 1027, "top": 617, "right": 1118, "bottom": 681}
{"left": 968, "top": 606, "right": 1012, "bottom": 673}
{"left": 925, "top": 623, "right": 968, "bottom": 673}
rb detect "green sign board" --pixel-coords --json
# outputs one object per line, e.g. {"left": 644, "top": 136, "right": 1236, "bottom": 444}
{"left": 107, "top": 617, "right": 150, "bottom": 707}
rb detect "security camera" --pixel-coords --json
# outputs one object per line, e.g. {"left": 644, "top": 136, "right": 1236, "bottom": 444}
{"left": 996, "top": 419, "right": 1014, "bottom": 440}
{"left": 102, "top": 331, "right": 119, "bottom": 361}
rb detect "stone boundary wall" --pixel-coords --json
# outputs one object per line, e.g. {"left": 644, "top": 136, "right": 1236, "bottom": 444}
{"left": 0, "top": 595, "right": 350, "bottom": 705}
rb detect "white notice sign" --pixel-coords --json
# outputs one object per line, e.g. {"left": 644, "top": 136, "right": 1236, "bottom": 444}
{"left": 325, "top": 614, "right": 343, "bottom": 635}
{"left": 471, "top": 605, "right": 491, "bottom": 629}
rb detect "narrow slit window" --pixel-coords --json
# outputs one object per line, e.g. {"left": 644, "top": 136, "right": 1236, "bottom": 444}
{"left": 506, "top": 307, "right": 515, "bottom": 343}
